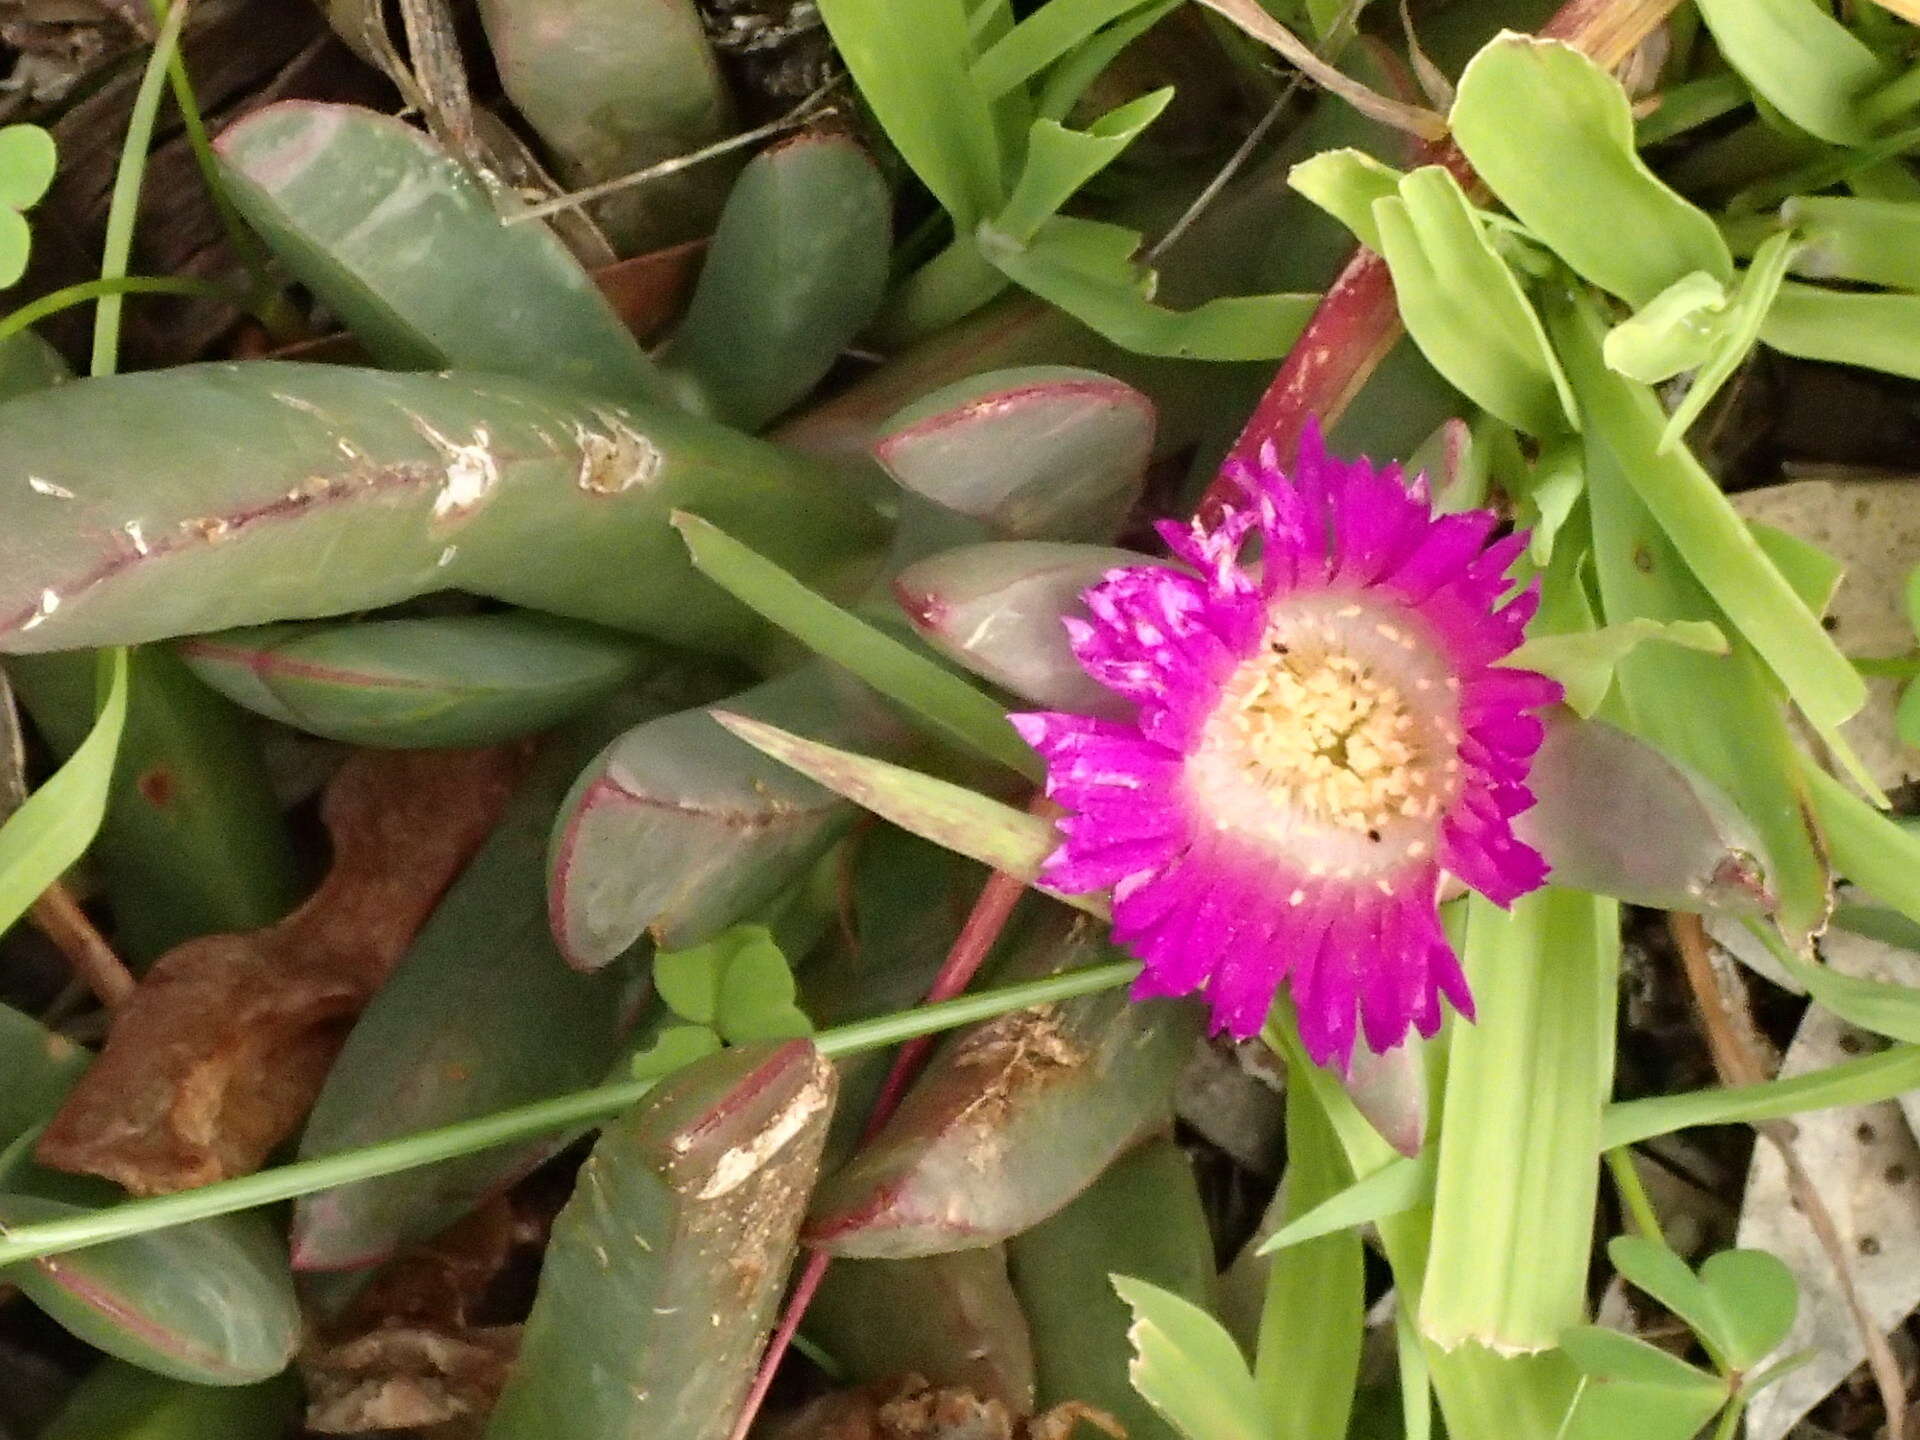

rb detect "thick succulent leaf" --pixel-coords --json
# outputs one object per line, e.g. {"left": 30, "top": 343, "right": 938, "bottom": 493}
{"left": 548, "top": 662, "right": 902, "bottom": 969}
{"left": 874, "top": 367, "right": 1153, "bottom": 542}
{"left": 661, "top": 133, "right": 891, "bottom": 430}
{"left": 10, "top": 647, "right": 300, "bottom": 961}
{"left": 893, "top": 540, "right": 1145, "bottom": 715}
{"left": 806, "top": 915, "right": 1200, "bottom": 1257}
{"left": 290, "top": 702, "right": 685, "bottom": 1271}
{"left": 0, "top": 1162, "right": 299, "bottom": 1385}
{"left": 178, "top": 611, "right": 654, "bottom": 748}
{"left": 808, "top": 1248, "right": 1037, "bottom": 1409}
{"left": 1517, "top": 712, "right": 1773, "bottom": 914}
{"left": 215, "top": 102, "right": 668, "bottom": 402}
{"left": 1450, "top": 35, "right": 1731, "bottom": 307}
{"left": 38, "top": 1362, "right": 298, "bottom": 1440}
{"left": 477, "top": 0, "right": 735, "bottom": 253}
{"left": 486, "top": 1041, "right": 837, "bottom": 1440}
{"left": 0, "top": 363, "right": 885, "bottom": 657}
{"left": 0, "top": 1003, "right": 87, "bottom": 1152}
{"left": 778, "top": 294, "right": 1246, "bottom": 465}
{"left": 1008, "top": 1136, "right": 1216, "bottom": 1440}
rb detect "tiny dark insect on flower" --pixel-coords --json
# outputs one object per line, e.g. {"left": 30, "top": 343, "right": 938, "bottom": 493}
{"left": 1012, "top": 423, "right": 1558, "bottom": 1072}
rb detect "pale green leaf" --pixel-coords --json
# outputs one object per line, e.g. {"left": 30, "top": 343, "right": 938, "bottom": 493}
{"left": 1286, "top": 148, "right": 1403, "bottom": 253}
{"left": 1693, "top": 0, "right": 1892, "bottom": 144}
{"left": 1451, "top": 35, "right": 1732, "bottom": 306}
{"left": 1505, "top": 619, "right": 1727, "bottom": 717}
{"left": 1602, "top": 271, "right": 1729, "bottom": 383}
{"left": 979, "top": 214, "right": 1315, "bottom": 360}
{"left": 1115, "top": 1276, "right": 1266, "bottom": 1440}
{"left": 1658, "top": 230, "right": 1800, "bottom": 453}
{"left": 1761, "top": 281, "right": 1920, "bottom": 381}
{"left": 1371, "top": 166, "right": 1577, "bottom": 437}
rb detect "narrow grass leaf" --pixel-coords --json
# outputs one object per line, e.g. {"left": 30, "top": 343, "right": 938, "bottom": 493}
{"left": 1601, "top": 1045, "right": 1920, "bottom": 1147}
{"left": 1036, "top": 0, "right": 1181, "bottom": 121}
{"left": 979, "top": 215, "right": 1315, "bottom": 360}
{"left": 1421, "top": 888, "right": 1617, "bottom": 1351}
{"left": 816, "top": 0, "right": 1002, "bottom": 227}
{"left": 971, "top": 0, "right": 1165, "bottom": 100}
{"left": 0, "top": 649, "right": 127, "bottom": 934}
{"left": 1803, "top": 761, "right": 1920, "bottom": 928}
{"left": 712, "top": 712, "right": 1106, "bottom": 917}
{"left": 1257, "top": 1084, "right": 1363, "bottom": 1440}
{"left": 996, "top": 89, "right": 1173, "bottom": 243}
{"left": 674, "top": 512, "right": 1040, "bottom": 778}
{"left": 1256, "top": 1152, "right": 1430, "bottom": 1254}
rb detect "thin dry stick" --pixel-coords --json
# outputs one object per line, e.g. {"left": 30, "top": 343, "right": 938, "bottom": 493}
{"left": 29, "top": 886, "right": 135, "bottom": 1010}
{"left": 1670, "top": 913, "right": 1907, "bottom": 1435}
{"left": 1205, "top": 0, "right": 1686, "bottom": 511}
{"left": 509, "top": 79, "right": 844, "bottom": 224}
{"left": 726, "top": 861, "right": 1033, "bottom": 1440}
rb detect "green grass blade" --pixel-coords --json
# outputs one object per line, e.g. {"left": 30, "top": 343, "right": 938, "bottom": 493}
{"left": 1421, "top": 888, "right": 1618, "bottom": 1351}
{"left": 674, "top": 512, "right": 1041, "bottom": 777}
{"left": 0, "top": 649, "right": 128, "bottom": 935}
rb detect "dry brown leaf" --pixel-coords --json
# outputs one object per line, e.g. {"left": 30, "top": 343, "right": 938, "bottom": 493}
{"left": 304, "top": 1199, "right": 524, "bottom": 1436}
{"left": 36, "top": 746, "right": 525, "bottom": 1195}
{"left": 765, "top": 1379, "right": 1121, "bottom": 1440}
{"left": 304, "top": 1325, "right": 521, "bottom": 1435}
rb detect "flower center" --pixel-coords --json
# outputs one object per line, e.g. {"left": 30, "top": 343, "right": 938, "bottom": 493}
{"left": 1186, "top": 593, "right": 1463, "bottom": 884}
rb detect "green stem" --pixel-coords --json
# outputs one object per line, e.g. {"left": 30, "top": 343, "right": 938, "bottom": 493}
{"left": 1603, "top": 1146, "right": 1662, "bottom": 1242}
{"left": 0, "top": 275, "right": 233, "bottom": 348}
{"left": 0, "top": 959, "right": 1139, "bottom": 1267}
{"left": 872, "top": 233, "right": 1011, "bottom": 348}
{"left": 144, "top": 0, "right": 302, "bottom": 345}
{"left": 1852, "top": 654, "right": 1920, "bottom": 680}
{"left": 91, "top": 0, "right": 190, "bottom": 378}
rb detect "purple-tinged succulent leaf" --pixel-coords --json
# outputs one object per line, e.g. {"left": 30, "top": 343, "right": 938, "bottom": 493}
{"left": 874, "top": 367, "right": 1153, "bottom": 542}
{"left": 805, "top": 913, "right": 1198, "bottom": 1259}
{"left": 1517, "top": 711, "right": 1774, "bottom": 915}
{"left": 487, "top": 1041, "right": 836, "bottom": 1440}
{"left": 548, "top": 662, "right": 907, "bottom": 970}
{"left": 0, "top": 363, "right": 884, "bottom": 657}
{"left": 894, "top": 541, "right": 1156, "bottom": 718}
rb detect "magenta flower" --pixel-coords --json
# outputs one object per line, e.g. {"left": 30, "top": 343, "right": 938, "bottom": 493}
{"left": 1009, "top": 426, "right": 1557, "bottom": 1070}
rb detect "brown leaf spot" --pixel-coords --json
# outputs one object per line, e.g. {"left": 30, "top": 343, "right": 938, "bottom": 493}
{"left": 135, "top": 766, "right": 175, "bottom": 808}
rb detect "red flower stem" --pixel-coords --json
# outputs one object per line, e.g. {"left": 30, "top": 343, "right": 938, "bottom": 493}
{"left": 727, "top": 860, "right": 1032, "bottom": 1440}
{"left": 1210, "top": 0, "right": 1682, "bottom": 510}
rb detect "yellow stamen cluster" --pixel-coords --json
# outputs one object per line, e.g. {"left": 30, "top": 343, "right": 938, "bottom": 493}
{"left": 1188, "top": 598, "right": 1462, "bottom": 882}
